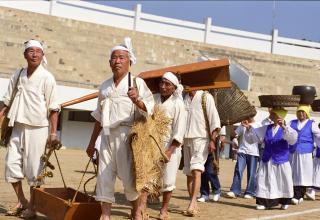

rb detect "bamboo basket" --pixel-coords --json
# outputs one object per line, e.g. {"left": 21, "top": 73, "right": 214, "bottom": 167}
{"left": 210, "top": 82, "right": 256, "bottom": 126}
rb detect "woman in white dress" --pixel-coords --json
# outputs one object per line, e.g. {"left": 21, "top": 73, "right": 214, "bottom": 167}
{"left": 243, "top": 108, "right": 298, "bottom": 210}
{"left": 309, "top": 122, "right": 320, "bottom": 200}
{"left": 288, "top": 105, "right": 320, "bottom": 204}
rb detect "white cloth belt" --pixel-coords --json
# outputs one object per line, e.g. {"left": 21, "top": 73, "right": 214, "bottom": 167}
{"left": 101, "top": 98, "right": 111, "bottom": 135}
{"left": 101, "top": 92, "right": 133, "bottom": 135}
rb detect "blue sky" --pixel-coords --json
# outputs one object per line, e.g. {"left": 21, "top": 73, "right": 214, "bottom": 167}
{"left": 93, "top": 1, "right": 320, "bottom": 42}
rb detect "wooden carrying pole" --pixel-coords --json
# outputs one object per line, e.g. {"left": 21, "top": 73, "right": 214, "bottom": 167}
{"left": 60, "top": 92, "right": 98, "bottom": 108}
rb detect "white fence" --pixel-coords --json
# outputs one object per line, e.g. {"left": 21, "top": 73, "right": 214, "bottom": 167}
{"left": 1, "top": 0, "right": 320, "bottom": 60}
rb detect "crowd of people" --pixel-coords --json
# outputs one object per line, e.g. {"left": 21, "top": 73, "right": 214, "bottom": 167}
{"left": 1, "top": 38, "right": 320, "bottom": 220}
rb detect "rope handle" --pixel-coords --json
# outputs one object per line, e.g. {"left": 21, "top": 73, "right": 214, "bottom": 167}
{"left": 71, "top": 156, "right": 92, "bottom": 204}
{"left": 84, "top": 150, "right": 99, "bottom": 197}
{"left": 201, "top": 91, "right": 220, "bottom": 175}
{"left": 53, "top": 149, "right": 67, "bottom": 189}
{"left": 149, "top": 135, "right": 169, "bottom": 163}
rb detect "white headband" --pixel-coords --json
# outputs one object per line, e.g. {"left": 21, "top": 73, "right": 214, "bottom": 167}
{"left": 162, "top": 72, "right": 183, "bottom": 100}
{"left": 110, "top": 37, "right": 136, "bottom": 65}
{"left": 162, "top": 72, "right": 179, "bottom": 87}
{"left": 24, "top": 39, "right": 48, "bottom": 65}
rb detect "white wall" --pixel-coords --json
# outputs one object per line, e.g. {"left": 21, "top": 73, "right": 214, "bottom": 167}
{"left": 60, "top": 109, "right": 94, "bottom": 148}
{"left": 1, "top": 0, "right": 320, "bottom": 60}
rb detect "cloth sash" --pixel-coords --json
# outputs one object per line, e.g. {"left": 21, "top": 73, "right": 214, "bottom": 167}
{"left": 101, "top": 80, "right": 135, "bottom": 135}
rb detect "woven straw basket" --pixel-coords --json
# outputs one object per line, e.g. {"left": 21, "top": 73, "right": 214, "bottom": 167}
{"left": 210, "top": 82, "right": 256, "bottom": 126}
{"left": 258, "top": 95, "right": 300, "bottom": 107}
{"left": 312, "top": 99, "right": 320, "bottom": 112}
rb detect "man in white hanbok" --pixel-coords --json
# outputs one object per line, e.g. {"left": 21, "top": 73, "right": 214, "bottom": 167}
{"left": 288, "top": 105, "right": 320, "bottom": 204}
{"left": 152, "top": 72, "right": 186, "bottom": 220}
{"left": 0, "top": 40, "right": 59, "bottom": 218}
{"left": 183, "top": 90, "right": 220, "bottom": 215}
{"left": 86, "top": 38, "right": 154, "bottom": 220}
{"left": 244, "top": 108, "right": 298, "bottom": 210}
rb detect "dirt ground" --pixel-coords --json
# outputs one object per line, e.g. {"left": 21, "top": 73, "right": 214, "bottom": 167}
{"left": 1, "top": 147, "right": 320, "bottom": 220}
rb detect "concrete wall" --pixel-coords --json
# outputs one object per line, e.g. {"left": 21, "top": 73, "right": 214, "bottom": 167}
{"left": 1, "top": 0, "right": 320, "bottom": 60}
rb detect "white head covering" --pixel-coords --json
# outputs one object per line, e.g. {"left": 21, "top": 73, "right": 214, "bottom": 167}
{"left": 24, "top": 39, "right": 48, "bottom": 66}
{"left": 162, "top": 72, "right": 183, "bottom": 100}
{"left": 110, "top": 37, "right": 136, "bottom": 65}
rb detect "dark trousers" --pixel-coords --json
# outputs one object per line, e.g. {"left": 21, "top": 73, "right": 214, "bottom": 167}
{"left": 293, "top": 186, "right": 307, "bottom": 199}
{"left": 256, "top": 197, "right": 291, "bottom": 208}
{"left": 200, "top": 153, "right": 221, "bottom": 196}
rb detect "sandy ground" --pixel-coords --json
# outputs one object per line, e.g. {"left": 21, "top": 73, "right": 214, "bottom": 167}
{"left": 1, "top": 147, "right": 320, "bottom": 220}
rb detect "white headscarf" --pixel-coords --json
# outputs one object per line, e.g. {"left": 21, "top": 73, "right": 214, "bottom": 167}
{"left": 162, "top": 72, "right": 183, "bottom": 100}
{"left": 24, "top": 39, "right": 48, "bottom": 66}
{"left": 110, "top": 37, "right": 136, "bottom": 65}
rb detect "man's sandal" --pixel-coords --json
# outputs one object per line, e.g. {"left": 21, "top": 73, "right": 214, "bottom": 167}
{"left": 5, "top": 206, "right": 27, "bottom": 216}
{"left": 182, "top": 207, "right": 200, "bottom": 217}
{"left": 126, "top": 210, "right": 149, "bottom": 220}
{"left": 141, "top": 210, "right": 149, "bottom": 220}
{"left": 19, "top": 209, "right": 37, "bottom": 219}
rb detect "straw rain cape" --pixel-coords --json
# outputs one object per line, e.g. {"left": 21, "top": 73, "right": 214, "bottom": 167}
{"left": 129, "top": 105, "right": 170, "bottom": 195}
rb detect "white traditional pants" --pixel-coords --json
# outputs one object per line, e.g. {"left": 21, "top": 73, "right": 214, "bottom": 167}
{"left": 162, "top": 144, "right": 182, "bottom": 192}
{"left": 96, "top": 126, "right": 139, "bottom": 203}
{"left": 183, "top": 138, "right": 209, "bottom": 176}
{"left": 5, "top": 122, "right": 48, "bottom": 186}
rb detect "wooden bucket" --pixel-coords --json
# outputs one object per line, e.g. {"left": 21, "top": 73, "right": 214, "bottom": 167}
{"left": 34, "top": 187, "right": 101, "bottom": 220}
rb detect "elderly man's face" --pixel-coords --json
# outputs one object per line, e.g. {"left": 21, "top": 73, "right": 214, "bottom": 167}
{"left": 159, "top": 78, "right": 176, "bottom": 99}
{"left": 109, "top": 50, "right": 130, "bottom": 76}
{"left": 24, "top": 46, "right": 43, "bottom": 68}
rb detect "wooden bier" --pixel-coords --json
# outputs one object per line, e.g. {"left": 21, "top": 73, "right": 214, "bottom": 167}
{"left": 57, "top": 59, "right": 231, "bottom": 108}
{"left": 138, "top": 59, "right": 231, "bottom": 93}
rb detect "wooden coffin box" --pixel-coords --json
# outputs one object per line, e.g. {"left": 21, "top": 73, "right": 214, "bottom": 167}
{"left": 34, "top": 187, "right": 101, "bottom": 220}
{"left": 138, "top": 59, "right": 231, "bottom": 93}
